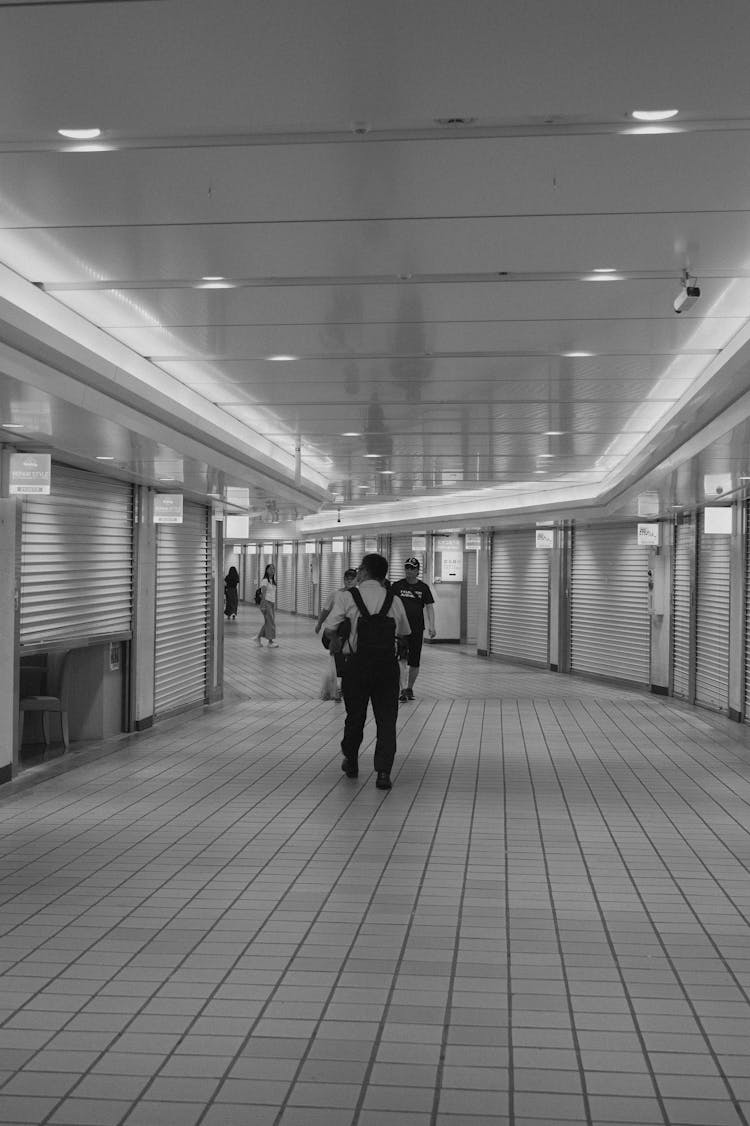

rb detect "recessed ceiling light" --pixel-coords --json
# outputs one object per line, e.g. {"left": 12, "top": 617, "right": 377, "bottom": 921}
{"left": 364, "top": 453, "right": 382, "bottom": 458}
{"left": 58, "top": 127, "right": 101, "bottom": 139}
{"left": 379, "top": 469, "right": 395, "bottom": 474}
{"left": 267, "top": 354, "right": 297, "bottom": 361}
{"left": 2, "top": 422, "right": 24, "bottom": 429}
{"left": 342, "top": 432, "right": 361, "bottom": 437}
{"left": 544, "top": 430, "right": 565, "bottom": 436}
{"left": 593, "top": 267, "right": 616, "bottom": 273}
{"left": 562, "top": 351, "right": 593, "bottom": 358}
{"left": 538, "top": 454, "right": 555, "bottom": 458}
{"left": 96, "top": 455, "right": 114, "bottom": 461}
{"left": 201, "top": 276, "right": 224, "bottom": 281}
{"left": 631, "top": 109, "right": 679, "bottom": 121}
{"left": 196, "top": 279, "right": 235, "bottom": 289}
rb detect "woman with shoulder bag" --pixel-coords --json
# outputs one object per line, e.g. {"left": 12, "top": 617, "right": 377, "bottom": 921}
{"left": 255, "top": 564, "right": 279, "bottom": 647}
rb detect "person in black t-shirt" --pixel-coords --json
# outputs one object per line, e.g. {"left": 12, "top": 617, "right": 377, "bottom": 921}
{"left": 390, "top": 557, "right": 436, "bottom": 702}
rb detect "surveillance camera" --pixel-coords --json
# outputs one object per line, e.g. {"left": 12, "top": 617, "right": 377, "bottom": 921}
{"left": 351, "top": 122, "right": 371, "bottom": 135}
{"left": 715, "top": 485, "right": 724, "bottom": 494}
{"left": 673, "top": 284, "right": 701, "bottom": 314}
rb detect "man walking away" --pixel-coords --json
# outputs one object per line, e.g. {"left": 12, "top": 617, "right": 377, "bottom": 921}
{"left": 323, "top": 553, "right": 410, "bottom": 790}
{"left": 390, "top": 557, "right": 436, "bottom": 702}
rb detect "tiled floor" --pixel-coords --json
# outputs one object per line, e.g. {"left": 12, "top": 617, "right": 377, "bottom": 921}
{"left": 3, "top": 609, "right": 750, "bottom": 1125}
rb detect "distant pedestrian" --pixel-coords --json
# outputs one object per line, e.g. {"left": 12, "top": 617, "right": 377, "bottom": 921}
{"left": 324, "top": 554, "right": 410, "bottom": 790}
{"left": 315, "top": 568, "right": 358, "bottom": 700}
{"left": 224, "top": 566, "right": 240, "bottom": 619}
{"left": 255, "top": 564, "right": 279, "bottom": 647}
{"left": 390, "top": 557, "right": 436, "bottom": 701}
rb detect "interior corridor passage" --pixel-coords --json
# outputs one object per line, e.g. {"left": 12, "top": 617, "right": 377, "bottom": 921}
{"left": 2, "top": 612, "right": 750, "bottom": 1126}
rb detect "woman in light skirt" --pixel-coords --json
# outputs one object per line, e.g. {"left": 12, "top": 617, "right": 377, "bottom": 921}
{"left": 255, "top": 564, "right": 279, "bottom": 647}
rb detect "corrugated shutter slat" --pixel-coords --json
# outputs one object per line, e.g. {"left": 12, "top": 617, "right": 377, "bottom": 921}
{"left": 672, "top": 520, "right": 693, "bottom": 699}
{"left": 20, "top": 465, "right": 133, "bottom": 647}
{"left": 571, "top": 525, "right": 650, "bottom": 684}
{"left": 695, "top": 513, "right": 730, "bottom": 711}
{"left": 154, "top": 502, "right": 210, "bottom": 715}
{"left": 490, "top": 531, "right": 549, "bottom": 665}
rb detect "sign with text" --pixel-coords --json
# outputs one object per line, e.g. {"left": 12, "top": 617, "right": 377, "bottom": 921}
{"left": 637, "top": 523, "right": 661, "bottom": 547}
{"left": 535, "top": 528, "right": 556, "bottom": 549}
{"left": 464, "top": 532, "right": 482, "bottom": 551}
{"left": 411, "top": 534, "right": 427, "bottom": 552}
{"left": 9, "top": 452, "right": 51, "bottom": 495}
{"left": 441, "top": 551, "right": 464, "bottom": 581}
{"left": 332, "top": 537, "right": 345, "bottom": 553}
{"left": 153, "top": 493, "right": 183, "bottom": 524}
{"left": 365, "top": 538, "right": 378, "bottom": 552}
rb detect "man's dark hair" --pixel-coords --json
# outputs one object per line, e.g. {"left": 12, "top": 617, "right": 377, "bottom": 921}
{"left": 359, "top": 553, "right": 388, "bottom": 582}
{"left": 343, "top": 568, "right": 358, "bottom": 580}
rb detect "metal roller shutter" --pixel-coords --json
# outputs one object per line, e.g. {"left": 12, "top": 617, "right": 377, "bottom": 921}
{"left": 745, "top": 502, "right": 750, "bottom": 723}
{"left": 277, "top": 549, "right": 295, "bottom": 611}
{"left": 154, "top": 502, "right": 210, "bottom": 716}
{"left": 296, "top": 548, "right": 314, "bottom": 616}
{"left": 672, "top": 519, "right": 694, "bottom": 700}
{"left": 489, "top": 531, "right": 549, "bottom": 665}
{"left": 571, "top": 524, "right": 650, "bottom": 684}
{"left": 20, "top": 464, "right": 133, "bottom": 648}
{"left": 464, "top": 549, "right": 480, "bottom": 643}
{"left": 349, "top": 536, "right": 366, "bottom": 569}
{"left": 695, "top": 512, "right": 730, "bottom": 711}
{"left": 320, "top": 543, "right": 343, "bottom": 607}
{"left": 388, "top": 533, "right": 413, "bottom": 584}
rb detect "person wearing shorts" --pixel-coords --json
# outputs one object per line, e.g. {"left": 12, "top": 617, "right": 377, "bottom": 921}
{"left": 390, "top": 557, "right": 436, "bottom": 702}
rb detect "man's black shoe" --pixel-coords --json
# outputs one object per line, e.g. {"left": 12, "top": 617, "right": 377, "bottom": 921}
{"left": 405, "top": 688, "right": 414, "bottom": 701}
{"left": 399, "top": 690, "right": 408, "bottom": 703}
{"left": 376, "top": 771, "right": 392, "bottom": 790}
{"left": 341, "top": 757, "right": 358, "bottom": 778}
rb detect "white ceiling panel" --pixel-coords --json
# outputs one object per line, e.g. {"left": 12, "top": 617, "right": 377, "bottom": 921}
{"left": 2, "top": 0, "right": 750, "bottom": 527}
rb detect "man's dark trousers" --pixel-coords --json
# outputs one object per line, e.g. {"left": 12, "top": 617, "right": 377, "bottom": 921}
{"left": 341, "top": 653, "right": 399, "bottom": 774}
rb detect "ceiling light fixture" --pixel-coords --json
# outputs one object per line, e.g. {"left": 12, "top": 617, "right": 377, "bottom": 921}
{"left": 544, "top": 430, "right": 565, "bottom": 436}
{"left": 379, "top": 469, "right": 395, "bottom": 474}
{"left": 58, "top": 127, "right": 101, "bottom": 139}
{"left": 2, "top": 422, "right": 24, "bottom": 429}
{"left": 364, "top": 453, "right": 382, "bottom": 458}
{"left": 630, "top": 109, "right": 679, "bottom": 121}
{"left": 196, "top": 279, "right": 235, "bottom": 289}
{"left": 342, "top": 432, "right": 361, "bottom": 437}
{"left": 562, "top": 351, "right": 593, "bottom": 358}
{"left": 267, "top": 354, "right": 297, "bottom": 361}
{"left": 593, "top": 266, "right": 617, "bottom": 273}
{"left": 96, "top": 455, "right": 114, "bottom": 461}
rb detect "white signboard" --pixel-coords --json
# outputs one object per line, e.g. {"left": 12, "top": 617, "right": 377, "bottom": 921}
{"left": 305, "top": 541, "right": 316, "bottom": 554}
{"left": 637, "top": 492, "right": 660, "bottom": 517}
{"left": 332, "top": 537, "right": 345, "bottom": 553}
{"left": 154, "top": 493, "right": 183, "bottom": 524}
{"left": 438, "top": 535, "right": 462, "bottom": 553}
{"left": 535, "top": 528, "right": 555, "bottom": 549}
{"left": 365, "top": 538, "right": 378, "bottom": 552}
{"left": 637, "top": 523, "right": 661, "bottom": 547}
{"left": 441, "top": 551, "right": 464, "bottom": 581}
{"left": 412, "top": 534, "right": 427, "bottom": 552}
{"left": 465, "top": 532, "right": 481, "bottom": 551}
{"left": 281, "top": 542, "right": 293, "bottom": 555}
{"left": 225, "top": 514, "right": 249, "bottom": 539}
{"left": 704, "top": 507, "right": 732, "bottom": 534}
{"left": 9, "top": 452, "right": 51, "bottom": 495}
{"left": 246, "top": 544, "right": 258, "bottom": 554}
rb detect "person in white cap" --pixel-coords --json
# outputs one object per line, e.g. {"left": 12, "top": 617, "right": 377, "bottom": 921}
{"left": 390, "top": 557, "right": 436, "bottom": 701}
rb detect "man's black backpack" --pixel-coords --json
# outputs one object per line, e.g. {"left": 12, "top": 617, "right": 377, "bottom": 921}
{"left": 349, "top": 588, "right": 396, "bottom": 659}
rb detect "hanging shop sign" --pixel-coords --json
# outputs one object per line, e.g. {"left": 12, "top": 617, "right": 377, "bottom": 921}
{"left": 365, "top": 538, "right": 378, "bottom": 552}
{"left": 703, "top": 507, "right": 732, "bottom": 534}
{"left": 464, "top": 532, "right": 482, "bottom": 551}
{"left": 412, "top": 534, "right": 427, "bottom": 552}
{"left": 535, "top": 528, "right": 555, "bottom": 549}
{"left": 332, "top": 537, "right": 345, "bottom": 553}
{"left": 154, "top": 493, "right": 183, "bottom": 524}
{"left": 9, "top": 452, "right": 51, "bottom": 495}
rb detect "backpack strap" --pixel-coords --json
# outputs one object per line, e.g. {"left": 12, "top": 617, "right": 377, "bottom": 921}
{"left": 349, "top": 588, "right": 393, "bottom": 619}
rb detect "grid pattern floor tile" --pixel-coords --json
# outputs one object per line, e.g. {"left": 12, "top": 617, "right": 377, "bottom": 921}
{"left": 4, "top": 610, "right": 750, "bottom": 1125}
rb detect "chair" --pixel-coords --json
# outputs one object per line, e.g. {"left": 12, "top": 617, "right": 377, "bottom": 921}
{"left": 19, "top": 650, "right": 72, "bottom": 752}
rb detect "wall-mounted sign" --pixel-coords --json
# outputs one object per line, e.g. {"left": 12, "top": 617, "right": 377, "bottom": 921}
{"left": 332, "top": 537, "right": 345, "bottom": 553}
{"left": 637, "top": 492, "right": 660, "bottom": 517}
{"left": 109, "top": 642, "right": 121, "bottom": 672}
{"left": 412, "top": 534, "right": 427, "bottom": 552}
{"left": 246, "top": 543, "right": 258, "bottom": 554}
{"left": 262, "top": 543, "right": 274, "bottom": 554}
{"left": 225, "top": 514, "right": 249, "bottom": 539}
{"left": 305, "top": 541, "right": 316, "bottom": 554}
{"left": 441, "top": 551, "right": 464, "bottom": 581}
{"left": 704, "top": 506, "right": 732, "bottom": 534}
{"left": 464, "top": 532, "right": 482, "bottom": 551}
{"left": 365, "top": 537, "right": 377, "bottom": 552}
{"left": 154, "top": 493, "right": 183, "bottom": 523}
{"left": 437, "top": 535, "right": 462, "bottom": 553}
{"left": 9, "top": 452, "right": 51, "bottom": 495}
{"left": 637, "top": 523, "right": 661, "bottom": 547}
{"left": 704, "top": 474, "right": 732, "bottom": 499}
{"left": 535, "top": 528, "right": 555, "bottom": 549}
{"left": 281, "top": 542, "right": 293, "bottom": 555}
